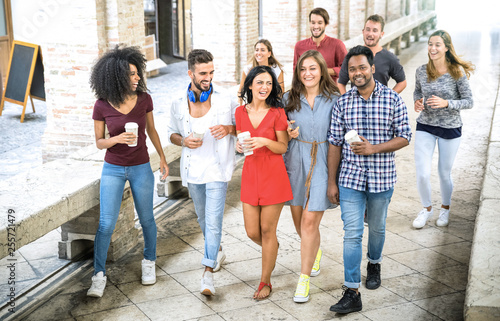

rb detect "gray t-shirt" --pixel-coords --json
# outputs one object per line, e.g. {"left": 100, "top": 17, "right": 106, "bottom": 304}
{"left": 338, "top": 48, "right": 406, "bottom": 86}
{"left": 413, "top": 64, "right": 473, "bottom": 128}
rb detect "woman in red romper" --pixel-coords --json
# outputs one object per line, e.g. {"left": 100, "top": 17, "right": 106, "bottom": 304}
{"left": 235, "top": 65, "right": 293, "bottom": 300}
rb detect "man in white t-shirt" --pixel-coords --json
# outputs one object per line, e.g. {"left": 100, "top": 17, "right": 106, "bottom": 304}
{"left": 168, "top": 49, "right": 238, "bottom": 296}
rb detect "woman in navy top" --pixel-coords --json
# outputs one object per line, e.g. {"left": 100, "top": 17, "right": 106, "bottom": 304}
{"left": 88, "top": 46, "right": 169, "bottom": 298}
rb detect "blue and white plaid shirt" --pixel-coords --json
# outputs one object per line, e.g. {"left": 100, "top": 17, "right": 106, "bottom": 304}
{"left": 328, "top": 80, "right": 412, "bottom": 193}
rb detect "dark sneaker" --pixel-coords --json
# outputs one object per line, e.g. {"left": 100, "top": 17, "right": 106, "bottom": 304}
{"left": 366, "top": 262, "right": 381, "bottom": 289}
{"left": 329, "top": 286, "right": 362, "bottom": 314}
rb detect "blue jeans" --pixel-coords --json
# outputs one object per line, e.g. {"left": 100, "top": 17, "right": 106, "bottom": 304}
{"left": 94, "top": 162, "right": 157, "bottom": 275}
{"left": 188, "top": 181, "right": 228, "bottom": 268}
{"left": 339, "top": 186, "right": 394, "bottom": 289}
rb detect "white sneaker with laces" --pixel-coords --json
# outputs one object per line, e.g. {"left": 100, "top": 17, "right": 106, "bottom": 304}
{"left": 413, "top": 208, "right": 433, "bottom": 229}
{"left": 214, "top": 248, "right": 226, "bottom": 272}
{"left": 436, "top": 208, "right": 450, "bottom": 227}
{"left": 142, "top": 259, "right": 156, "bottom": 285}
{"left": 201, "top": 271, "right": 215, "bottom": 296}
{"left": 87, "top": 271, "right": 107, "bottom": 297}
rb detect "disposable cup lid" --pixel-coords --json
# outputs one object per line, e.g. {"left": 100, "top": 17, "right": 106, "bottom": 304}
{"left": 345, "top": 129, "right": 358, "bottom": 138}
{"left": 238, "top": 131, "right": 251, "bottom": 138}
{"left": 125, "top": 122, "right": 138, "bottom": 128}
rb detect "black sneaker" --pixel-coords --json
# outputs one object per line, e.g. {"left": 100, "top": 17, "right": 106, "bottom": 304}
{"left": 329, "top": 286, "right": 362, "bottom": 314}
{"left": 366, "top": 262, "right": 381, "bottom": 289}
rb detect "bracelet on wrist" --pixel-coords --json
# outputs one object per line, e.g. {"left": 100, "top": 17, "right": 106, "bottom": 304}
{"left": 181, "top": 137, "right": 185, "bottom": 147}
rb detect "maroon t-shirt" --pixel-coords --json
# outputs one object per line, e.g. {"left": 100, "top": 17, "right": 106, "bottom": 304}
{"left": 92, "top": 92, "right": 153, "bottom": 166}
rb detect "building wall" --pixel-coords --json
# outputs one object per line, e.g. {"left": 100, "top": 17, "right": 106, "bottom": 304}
{"left": 349, "top": 0, "right": 367, "bottom": 38}
{"left": 387, "top": 0, "right": 403, "bottom": 21}
{"left": 374, "top": 0, "right": 387, "bottom": 20}
{"left": 314, "top": 0, "right": 340, "bottom": 37}
{"left": 191, "top": 0, "right": 238, "bottom": 86}
{"left": 338, "top": 0, "right": 350, "bottom": 40}
{"left": 11, "top": 0, "right": 145, "bottom": 162}
{"left": 8, "top": 0, "right": 433, "bottom": 162}
{"left": 237, "top": 0, "right": 259, "bottom": 83}
{"left": 260, "top": 0, "right": 302, "bottom": 69}
{"left": 12, "top": 0, "right": 100, "bottom": 161}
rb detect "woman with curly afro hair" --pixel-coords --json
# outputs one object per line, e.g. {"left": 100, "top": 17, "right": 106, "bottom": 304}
{"left": 87, "top": 45, "right": 169, "bottom": 298}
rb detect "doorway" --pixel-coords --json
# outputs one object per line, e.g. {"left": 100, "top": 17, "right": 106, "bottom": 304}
{"left": 144, "top": 0, "right": 191, "bottom": 64}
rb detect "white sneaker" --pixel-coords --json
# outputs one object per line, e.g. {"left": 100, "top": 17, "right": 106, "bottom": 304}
{"left": 436, "top": 208, "right": 450, "bottom": 227}
{"left": 213, "top": 248, "right": 226, "bottom": 272}
{"left": 142, "top": 259, "right": 156, "bottom": 285}
{"left": 413, "top": 208, "right": 433, "bottom": 229}
{"left": 87, "top": 272, "right": 107, "bottom": 297}
{"left": 201, "top": 271, "right": 215, "bottom": 296}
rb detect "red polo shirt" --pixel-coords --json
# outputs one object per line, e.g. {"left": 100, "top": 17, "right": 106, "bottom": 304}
{"left": 293, "top": 35, "right": 347, "bottom": 83}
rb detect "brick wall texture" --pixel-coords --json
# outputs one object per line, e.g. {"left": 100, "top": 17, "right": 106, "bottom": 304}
{"left": 36, "top": 0, "right": 433, "bottom": 161}
{"left": 41, "top": 0, "right": 145, "bottom": 162}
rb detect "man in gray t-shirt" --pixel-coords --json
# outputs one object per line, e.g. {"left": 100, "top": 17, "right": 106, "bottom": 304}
{"left": 338, "top": 14, "right": 407, "bottom": 94}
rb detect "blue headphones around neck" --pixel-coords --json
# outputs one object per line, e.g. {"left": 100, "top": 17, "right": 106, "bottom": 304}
{"left": 187, "top": 83, "right": 212, "bottom": 103}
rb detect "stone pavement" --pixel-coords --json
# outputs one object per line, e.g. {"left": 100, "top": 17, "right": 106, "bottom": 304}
{"left": 0, "top": 25, "right": 499, "bottom": 320}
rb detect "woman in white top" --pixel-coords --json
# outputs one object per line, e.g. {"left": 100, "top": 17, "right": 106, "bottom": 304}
{"left": 238, "top": 39, "right": 284, "bottom": 104}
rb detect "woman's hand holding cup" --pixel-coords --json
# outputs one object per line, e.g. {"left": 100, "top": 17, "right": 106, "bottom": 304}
{"left": 236, "top": 139, "right": 244, "bottom": 153}
{"left": 237, "top": 131, "right": 253, "bottom": 156}
{"left": 117, "top": 131, "right": 136, "bottom": 145}
{"left": 287, "top": 120, "right": 299, "bottom": 139}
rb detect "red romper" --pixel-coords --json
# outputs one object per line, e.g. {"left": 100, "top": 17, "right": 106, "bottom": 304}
{"left": 235, "top": 106, "right": 293, "bottom": 206}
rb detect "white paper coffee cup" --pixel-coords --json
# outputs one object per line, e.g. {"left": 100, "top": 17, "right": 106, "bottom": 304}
{"left": 237, "top": 131, "right": 253, "bottom": 156}
{"left": 192, "top": 123, "right": 206, "bottom": 140}
{"left": 125, "top": 122, "right": 138, "bottom": 147}
{"left": 345, "top": 129, "right": 362, "bottom": 146}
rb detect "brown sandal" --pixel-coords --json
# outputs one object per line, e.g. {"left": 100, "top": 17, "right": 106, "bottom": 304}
{"left": 254, "top": 281, "right": 272, "bottom": 300}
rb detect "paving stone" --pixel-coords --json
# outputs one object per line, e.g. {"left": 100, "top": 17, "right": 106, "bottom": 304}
{"left": 75, "top": 305, "right": 150, "bottom": 321}
{"left": 136, "top": 293, "right": 215, "bottom": 320}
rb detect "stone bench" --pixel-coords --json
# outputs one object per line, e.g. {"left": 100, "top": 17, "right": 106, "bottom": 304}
{"left": 464, "top": 105, "right": 500, "bottom": 320}
{"left": 0, "top": 117, "right": 181, "bottom": 261}
{"left": 343, "top": 10, "right": 437, "bottom": 55}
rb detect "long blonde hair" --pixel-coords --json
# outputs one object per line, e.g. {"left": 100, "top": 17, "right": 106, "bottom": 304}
{"left": 426, "top": 30, "right": 475, "bottom": 81}
{"left": 249, "top": 39, "right": 283, "bottom": 70}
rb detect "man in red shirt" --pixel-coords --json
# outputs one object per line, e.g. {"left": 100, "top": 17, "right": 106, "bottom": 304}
{"left": 293, "top": 7, "right": 347, "bottom": 83}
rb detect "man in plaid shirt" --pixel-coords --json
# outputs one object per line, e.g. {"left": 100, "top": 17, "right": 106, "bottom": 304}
{"left": 327, "top": 46, "right": 412, "bottom": 314}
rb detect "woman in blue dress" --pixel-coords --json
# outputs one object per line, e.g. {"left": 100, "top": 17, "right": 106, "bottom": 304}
{"left": 284, "top": 50, "right": 340, "bottom": 303}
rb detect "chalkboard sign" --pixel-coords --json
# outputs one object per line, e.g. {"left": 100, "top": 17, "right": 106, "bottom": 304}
{"left": 0, "top": 41, "right": 45, "bottom": 123}
{"left": 30, "top": 51, "right": 46, "bottom": 100}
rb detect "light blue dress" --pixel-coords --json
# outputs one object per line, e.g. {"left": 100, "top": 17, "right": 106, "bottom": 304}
{"left": 283, "top": 92, "right": 339, "bottom": 211}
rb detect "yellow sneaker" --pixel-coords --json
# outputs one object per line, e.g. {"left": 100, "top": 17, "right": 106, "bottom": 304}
{"left": 293, "top": 274, "right": 310, "bottom": 303}
{"left": 311, "top": 248, "right": 322, "bottom": 277}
